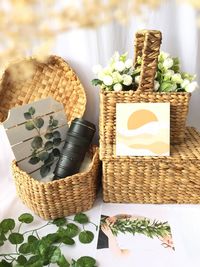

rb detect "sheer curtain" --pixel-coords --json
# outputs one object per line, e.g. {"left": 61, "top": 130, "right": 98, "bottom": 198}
{"left": 53, "top": 0, "right": 200, "bottom": 143}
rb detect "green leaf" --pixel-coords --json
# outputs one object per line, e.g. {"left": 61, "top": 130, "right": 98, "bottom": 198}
{"left": 43, "top": 233, "right": 61, "bottom": 245}
{"left": 0, "top": 218, "right": 15, "bottom": 233}
{"left": 53, "top": 138, "right": 61, "bottom": 146}
{"left": 24, "top": 112, "right": 32, "bottom": 120}
{"left": 44, "top": 132, "right": 53, "bottom": 139}
{"left": 44, "top": 141, "right": 53, "bottom": 150}
{"left": 34, "top": 117, "right": 44, "bottom": 129}
{"left": 29, "top": 157, "right": 40, "bottom": 165}
{"left": 52, "top": 218, "right": 67, "bottom": 227}
{"left": 79, "top": 231, "right": 94, "bottom": 244}
{"left": 8, "top": 232, "right": 24, "bottom": 244}
{"left": 52, "top": 148, "right": 60, "bottom": 157}
{"left": 44, "top": 152, "right": 54, "bottom": 164}
{"left": 52, "top": 119, "right": 58, "bottom": 127}
{"left": 57, "top": 255, "right": 70, "bottom": 267}
{"left": 53, "top": 131, "right": 61, "bottom": 138}
{"left": 19, "top": 243, "right": 32, "bottom": 254}
{"left": 160, "top": 82, "right": 173, "bottom": 92}
{"left": 31, "top": 136, "right": 43, "bottom": 149}
{"left": 62, "top": 235, "right": 75, "bottom": 245}
{"left": 0, "top": 239, "right": 4, "bottom": 246}
{"left": 74, "top": 213, "right": 89, "bottom": 224}
{"left": 0, "top": 260, "right": 12, "bottom": 267}
{"left": 91, "top": 79, "right": 102, "bottom": 86}
{"left": 76, "top": 256, "right": 96, "bottom": 267}
{"left": 38, "top": 151, "right": 49, "bottom": 161}
{"left": 28, "top": 235, "right": 38, "bottom": 243}
{"left": 27, "top": 255, "right": 40, "bottom": 265}
{"left": 18, "top": 213, "right": 34, "bottom": 224}
{"left": 65, "top": 223, "right": 79, "bottom": 238}
{"left": 17, "top": 255, "right": 27, "bottom": 265}
{"left": 25, "top": 121, "right": 35, "bottom": 130}
{"left": 29, "top": 107, "right": 36, "bottom": 115}
{"left": 50, "top": 247, "right": 62, "bottom": 263}
{"left": 40, "top": 164, "right": 51, "bottom": 177}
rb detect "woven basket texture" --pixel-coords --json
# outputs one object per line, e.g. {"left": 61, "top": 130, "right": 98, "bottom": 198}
{"left": 12, "top": 146, "right": 100, "bottom": 220}
{"left": 99, "top": 30, "right": 190, "bottom": 159}
{"left": 102, "top": 127, "right": 200, "bottom": 204}
{"left": 0, "top": 55, "right": 86, "bottom": 123}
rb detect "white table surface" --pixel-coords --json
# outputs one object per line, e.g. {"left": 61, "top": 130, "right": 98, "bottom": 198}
{"left": 1, "top": 124, "right": 200, "bottom": 267}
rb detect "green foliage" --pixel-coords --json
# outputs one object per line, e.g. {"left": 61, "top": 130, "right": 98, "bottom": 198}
{"left": 0, "top": 213, "right": 96, "bottom": 267}
{"left": 74, "top": 213, "right": 89, "bottom": 224}
{"left": 23, "top": 107, "right": 62, "bottom": 178}
{"left": 91, "top": 79, "right": 102, "bottom": 86}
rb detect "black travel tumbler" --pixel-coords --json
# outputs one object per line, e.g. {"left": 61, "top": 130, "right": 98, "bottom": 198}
{"left": 53, "top": 118, "right": 96, "bottom": 180}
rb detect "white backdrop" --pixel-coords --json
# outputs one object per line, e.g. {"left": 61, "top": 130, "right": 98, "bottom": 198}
{"left": 53, "top": 0, "right": 200, "bottom": 143}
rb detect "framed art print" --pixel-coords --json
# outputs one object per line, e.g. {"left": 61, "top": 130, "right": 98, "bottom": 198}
{"left": 116, "top": 103, "right": 170, "bottom": 156}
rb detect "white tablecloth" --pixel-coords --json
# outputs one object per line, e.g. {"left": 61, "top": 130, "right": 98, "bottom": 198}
{"left": 1, "top": 124, "right": 200, "bottom": 267}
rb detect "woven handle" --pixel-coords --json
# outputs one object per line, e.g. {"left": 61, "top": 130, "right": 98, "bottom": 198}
{"left": 134, "top": 30, "right": 162, "bottom": 92}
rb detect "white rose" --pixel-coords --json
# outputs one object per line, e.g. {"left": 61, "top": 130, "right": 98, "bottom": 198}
{"left": 163, "top": 58, "right": 173, "bottom": 69}
{"left": 114, "top": 61, "right": 125, "bottom": 72}
{"left": 125, "top": 59, "right": 133, "bottom": 69}
{"left": 171, "top": 83, "right": 177, "bottom": 91}
{"left": 103, "top": 75, "right": 113, "bottom": 86}
{"left": 165, "top": 70, "right": 174, "bottom": 78}
{"left": 92, "top": 64, "right": 102, "bottom": 74}
{"left": 112, "top": 71, "right": 123, "bottom": 83}
{"left": 185, "top": 81, "right": 198, "bottom": 92}
{"left": 159, "top": 51, "right": 170, "bottom": 61}
{"left": 181, "top": 79, "right": 190, "bottom": 88}
{"left": 135, "top": 75, "right": 140, "bottom": 84}
{"left": 113, "top": 83, "right": 123, "bottom": 92}
{"left": 122, "top": 74, "right": 132, "bottom": 86}
{"left": 112, "top": 51, "right": 120, "bottom": 61}
{"left": 154, "top": 80, "right": 160, "bottom": 91}
{"left": 171, "top": 73, "right": 183, "bottom": 84}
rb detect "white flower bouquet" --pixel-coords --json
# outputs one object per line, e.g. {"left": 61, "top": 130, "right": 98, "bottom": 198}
{"left": 92, "top": 51, "right": 198, "bottom": 93}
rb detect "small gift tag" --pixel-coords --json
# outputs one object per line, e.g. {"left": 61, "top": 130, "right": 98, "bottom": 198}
{"left": 3, "top": 97, "right": 68, "bottom": 180}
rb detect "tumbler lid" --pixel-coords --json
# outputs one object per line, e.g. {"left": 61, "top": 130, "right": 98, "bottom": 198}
{"left": 71, "top": 118, "right": 96, "bottom": 131}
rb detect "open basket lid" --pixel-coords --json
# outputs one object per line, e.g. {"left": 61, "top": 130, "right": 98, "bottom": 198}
{"left": 0, "top": 55, "right": 86, "bottom": 124}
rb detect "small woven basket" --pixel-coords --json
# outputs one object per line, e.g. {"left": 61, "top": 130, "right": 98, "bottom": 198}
{"left": 0, "top": 55, "right": 100, "bottom": 219}
{"left": 102, "top": 127, "right": 200, "bottom": 204}
{"left": 99, "top": 30, "right": 190, "bottom": 159}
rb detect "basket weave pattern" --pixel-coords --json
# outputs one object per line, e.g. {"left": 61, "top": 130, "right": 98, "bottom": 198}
{"left": 0, "top": 55, "right": 86, "bottom": 123}
{"left": 13, "top": 146, "right": 99, "bottom": 220}
{"left": 102, "top": 128, "right": 200, "bottom": 204}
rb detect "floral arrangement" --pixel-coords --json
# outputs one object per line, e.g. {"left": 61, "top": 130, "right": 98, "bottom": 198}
{"left": 92, "top": 51, "right": 198, "bottom": 93}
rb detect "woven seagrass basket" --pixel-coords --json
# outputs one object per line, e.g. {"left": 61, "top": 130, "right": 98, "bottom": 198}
{"left": 99, "top": 30, "right": 191, "bottom": 159}
{"left": 103, "top": 127, "right": 200, "bottom": 204}
{"left": 0, "top": 55, "right": 100, "bottom": 219}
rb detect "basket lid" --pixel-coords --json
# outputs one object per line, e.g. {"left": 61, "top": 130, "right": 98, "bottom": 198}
{"left": 0, "top": 55, "right": 86, "bottom": 124}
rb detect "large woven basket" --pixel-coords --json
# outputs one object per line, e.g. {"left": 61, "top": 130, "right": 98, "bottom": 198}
{"left": 99, "top": 30, "right": 190, "bottom": 159}
{"left": 102, "top": 127, "right": 200, "bottom": 204}
{"left": 0, "top": 55, "right": 100, "bottom": 219}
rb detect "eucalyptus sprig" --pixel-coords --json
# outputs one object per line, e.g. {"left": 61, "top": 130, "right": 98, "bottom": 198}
{"left": 0, "top": 213, "right": 97, "bottom": 267}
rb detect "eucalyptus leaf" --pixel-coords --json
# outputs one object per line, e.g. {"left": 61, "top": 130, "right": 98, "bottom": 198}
{"left": 62, "top": 236, "right": 75, "bottom": 245}
{"left": 79, "top": 231, "right": 94, "bottom": 244}
{"left": 28, "top": 235, "right": 38, "bottom": 243}
{"left": 52, "top": 119, "right": 58, "bottom": 127}
{"left": 57, "top": 255, "right": 70, "bottom": 267}
{"left": 53, "top": 138, "right": 61, "bottom": 146}
{"left": 65, "top": 223, "right": 79, "bottom": 238}
{"left": 25, "top": 121, "right": 35, "bottom": 131}
{"left": 17, "top": 255, "right": 27, "bottom": 265}
{"left": 38, "top": 151, "right": 49, "bottom": 161}
{"left": 29, "top": 157, "right": 40, "bottom": 165}
{"left": 0, "top": 218, "right": 15, "bottom": 233}
{"left": 8, "top": 232, "right": 24, "bottom": 244}
{"left": 24, "top": 112, "right": 32, "bottom": 120}
{"left": 74, "top": 213, "right": 89, "bottom": 224}
{"left": 53, "top": 131, "right": 61, "bottom": 138}
{"left": 40, "top": 164, "right": 51, "bottom": 177}
{"left": 19, "top": 243, "right": 31, "bottom": 254}
{"left": 44, "top": 132, "right": 53, "bottom": 139}
{"left": 45, "top": 141, "right": 53, "bottom": 151}
{"left": 31, "top": 136, "right": 43, "bottom": 149}
{"left": 34, "top": 117, "right": 44, "bottom": 129}
{"left": 76, "top": 256, "right": 96, "bottom": 267}
{"left": 52, "top": 218, "right": 67, "bottom": 227}
{"left": 52, "top": 148, "right": 60, "bottom": 157}
{"left": 18, "top": 213, "right": 34, "bottom": 224}
{"left": 29, "top": 107, "right": 36, "bottom": 115}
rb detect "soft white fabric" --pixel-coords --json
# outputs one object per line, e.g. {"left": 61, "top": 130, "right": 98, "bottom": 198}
{"left": 53, "top": 0, "right": 200, "bottom": 143}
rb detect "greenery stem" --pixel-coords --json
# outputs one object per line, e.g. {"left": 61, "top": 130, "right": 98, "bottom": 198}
{"left": 23, "top": 222, "right": 50, "bottom": 236}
